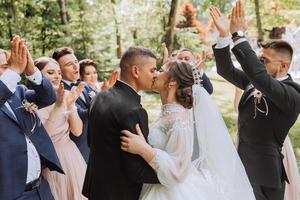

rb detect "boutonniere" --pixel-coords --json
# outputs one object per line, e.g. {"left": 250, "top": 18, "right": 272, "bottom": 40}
{"left": 21, "top": 99, "right": 38, "bottom": 113}
{"left": 252, "top": 89, "right": 268, "bottom": 119}
{"left": 253, "top": 89, "right": 263, "bottom": 103}
{"left": 17, "top": 99, "right": 40, "bottom": 133}
{"left": 88, "top": 90, "right": 96, "bottom": 98}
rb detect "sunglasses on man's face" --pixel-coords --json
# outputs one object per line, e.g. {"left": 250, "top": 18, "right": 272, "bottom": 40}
{"left": 258, "top": 56, "right": 284, "bottom": 65}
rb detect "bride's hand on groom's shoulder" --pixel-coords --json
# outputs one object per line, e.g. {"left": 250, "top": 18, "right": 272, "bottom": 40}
{"left": 120, "top": 124, "right": 147, "bottom": 155}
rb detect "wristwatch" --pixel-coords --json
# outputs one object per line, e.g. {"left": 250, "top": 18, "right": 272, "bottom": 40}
{"left": 232, "top": 31, "right": 245, "bottom": 41}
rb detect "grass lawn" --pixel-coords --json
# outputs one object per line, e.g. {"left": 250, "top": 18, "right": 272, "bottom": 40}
{"left": 141, "top": 72, "right": 300, "bottom": 170}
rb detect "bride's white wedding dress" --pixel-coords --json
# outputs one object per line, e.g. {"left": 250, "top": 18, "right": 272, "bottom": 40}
{"left": 140, "top": 103, "right": 219, "bottom": 199}
{"left": 139, "top": 86, "right": 255, "bottom": 200}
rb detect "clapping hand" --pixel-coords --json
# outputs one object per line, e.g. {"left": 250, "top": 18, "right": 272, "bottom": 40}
{"left": 7, "top": 36, "right": 27, "bottom": 74}
{"left": 24, "top": 44, "right": 36, "bottom": 76}
{"left": 55, "top": 83, "right": 65, "bottom": 108}
{"left": 230, "top": 0, "right": 247, "bottom": 34}
{"left": 209, "top": 6, "right": 230, "bottom": 37}
{"left": 120, "top": 124, "right": 147, "bottom": 155}
{"left": 66, "top": 82, "right": 85, "bottom": 109}
{"left": 101, "top": 71, "right": 119, "bottom": 91}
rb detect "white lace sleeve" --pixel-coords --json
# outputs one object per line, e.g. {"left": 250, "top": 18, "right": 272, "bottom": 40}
{"left": 148, "top": 114, "right": 193, "bottom": 187}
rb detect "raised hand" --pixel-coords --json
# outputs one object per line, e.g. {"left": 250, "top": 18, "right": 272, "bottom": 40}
{"left": 109, "top": 71, "right": 119, "bottom": 86}
{"left": 162, "top": 43, "right": 169, "bottom": 64}
{"left": 24, "top": 44, "right": 36, "bottom": 76}
{"left": 7, "top": 36, "right": 27, "bottom": 74}
{"left": 230, "top": 0, "right": 247, "bottom": 34}
{"left": 195, "top": 51, "right": 207, "bottom": 70}
{"left": 66, "top": 82, "right": 85, "bottom": 109}
{"left": 101, "top": 71, "right": 119, "bottom": 91}
{"left": 55, "top": 83, "right": 65, "bottom": 108}
{"left": 209, "top": 6, "right": 230, "bottom": 37}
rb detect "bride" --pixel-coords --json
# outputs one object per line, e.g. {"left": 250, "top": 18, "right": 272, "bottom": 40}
{"left": 120, "top": 60, "right": 256, "bottom": 199}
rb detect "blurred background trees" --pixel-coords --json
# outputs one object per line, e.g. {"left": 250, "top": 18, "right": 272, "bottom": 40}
{"left": 1, "top": 0, "right": 299, "bottom": 70}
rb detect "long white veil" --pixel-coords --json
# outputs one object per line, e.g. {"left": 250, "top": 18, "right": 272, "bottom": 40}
{"left": 192, "top": 84, "right": 255, "bottom": 200}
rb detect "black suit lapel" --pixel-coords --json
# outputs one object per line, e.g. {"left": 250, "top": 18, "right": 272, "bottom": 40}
{"left": 238, "top": 87, "right": 255, "bottom": 110}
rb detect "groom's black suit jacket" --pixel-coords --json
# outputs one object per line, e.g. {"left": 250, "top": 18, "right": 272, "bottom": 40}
{"left": 82, "top": 80, "right": 159, "bottom": 200}
{"left": 213, "top": 42, "right": 300, "bottom": 188}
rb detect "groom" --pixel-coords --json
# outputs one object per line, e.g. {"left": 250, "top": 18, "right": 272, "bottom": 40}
{"left": 82, "top": 46, "right": 159, "bottom": 200}
{"left": 211, "top": 2, "right": 300, "bottom": 200}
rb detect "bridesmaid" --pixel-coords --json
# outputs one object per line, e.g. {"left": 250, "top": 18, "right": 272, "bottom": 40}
{"left": 79, "top": 58, "right": 119, "bottom": 92}
{"left": 34, "top": 57, "right": 87, "bottom": 200}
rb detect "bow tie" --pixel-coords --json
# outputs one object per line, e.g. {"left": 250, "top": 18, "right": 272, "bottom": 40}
{"left": 70, "top": 81, "right": 80, "bottom": 87}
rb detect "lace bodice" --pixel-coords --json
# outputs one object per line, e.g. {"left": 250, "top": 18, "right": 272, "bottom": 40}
{"left": 148, "top": 103, "right": 192, "bottom": 149}
{"left": 147, "top": 103, "right": 194, "bottom": 187}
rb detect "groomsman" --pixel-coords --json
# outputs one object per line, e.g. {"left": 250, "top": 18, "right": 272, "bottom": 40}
{"left": 176, "top": 48, "right": 214, "bottom": 94}
{"left": 52, "top": 47, "right": 92, "bottom": 162}
{"left": 0, "top": 36, "right": 63, "bottom": 199}
{"left": 211, "top": 2, "right": 300, "bottom": 200}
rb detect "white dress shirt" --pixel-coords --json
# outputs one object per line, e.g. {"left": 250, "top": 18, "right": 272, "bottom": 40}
{"left": 215, "top": 35, "right": 248, "bottom": 49}
{"left": 0, "top": 68, "right": 42, "bottom": 183}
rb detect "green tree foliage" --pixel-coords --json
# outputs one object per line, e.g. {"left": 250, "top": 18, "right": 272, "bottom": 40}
{"left": 0, "top": 0, "right": 299, "bottom": 72}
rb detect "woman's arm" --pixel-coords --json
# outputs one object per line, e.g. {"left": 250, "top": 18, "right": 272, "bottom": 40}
{"left": 66, "top": 83, "right": 84, "bottom": 136}
{"left": 42, "top": 83, "right": 65, "bottom": 135}
{"left": 121, "top": 115, "right": 193, "bottom": 187}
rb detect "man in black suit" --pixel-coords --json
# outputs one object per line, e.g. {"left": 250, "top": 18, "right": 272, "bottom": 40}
{"left": 210, "top": 2, "right": 300, "bottom": 200}
{"left": 52, "top": 47, "right": 92, "bottom": 162}
{"left": 82, "top": 46, "right": 159, "bottom": 200}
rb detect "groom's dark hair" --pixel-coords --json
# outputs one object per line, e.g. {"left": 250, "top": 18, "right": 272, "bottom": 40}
{"left": 120, "top": 46, "right": 156, "bottom": 76}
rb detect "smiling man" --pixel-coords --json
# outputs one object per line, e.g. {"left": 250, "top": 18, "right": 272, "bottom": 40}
{"left": 53, "top": 47, "right": 92, "bottom": 162}
{"left": 210, "top": 1, "right": 300, "bottom": 200}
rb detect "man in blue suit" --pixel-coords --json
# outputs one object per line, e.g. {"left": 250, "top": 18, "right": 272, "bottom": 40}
{"left": 52, "top": 47, "right": 91, "bottom": 162}
{"left": 176, "top": 48, "right": 214, "bottom": 94}
{"left": 0, "top": 36, "right": 63, "bottom": 200}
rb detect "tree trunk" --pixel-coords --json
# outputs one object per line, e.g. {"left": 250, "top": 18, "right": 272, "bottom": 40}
{"left": 165, "top": 0, "right": 179, "bottom": 52}
{"left": 57, "top": 0, "right": 68, "bottom": 24}
{"left": 79, "top": 0, "right": 87, "bottom": 55}
{"left": 254, "top": 0, "right": 263, "bottom": 42}
{"left": 111, "top": 0, "right": 122, "bottom": 58}
{"left": 9, "top": 0, "right": 18, "bottom": 34}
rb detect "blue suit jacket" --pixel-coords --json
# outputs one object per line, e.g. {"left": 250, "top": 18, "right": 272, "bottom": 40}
{"left": 63, "top": 81, "right": 91, "bottom": 162}
{"left": 202, "top": 72, "right": 213, "bottom": 94}
{"left": 0, "top": 77, "right": 63, "bottom": 200}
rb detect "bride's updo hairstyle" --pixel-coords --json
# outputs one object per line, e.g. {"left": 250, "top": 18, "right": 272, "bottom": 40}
{"left": 166, "top": 61, "right": 194, "bottom": 109}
